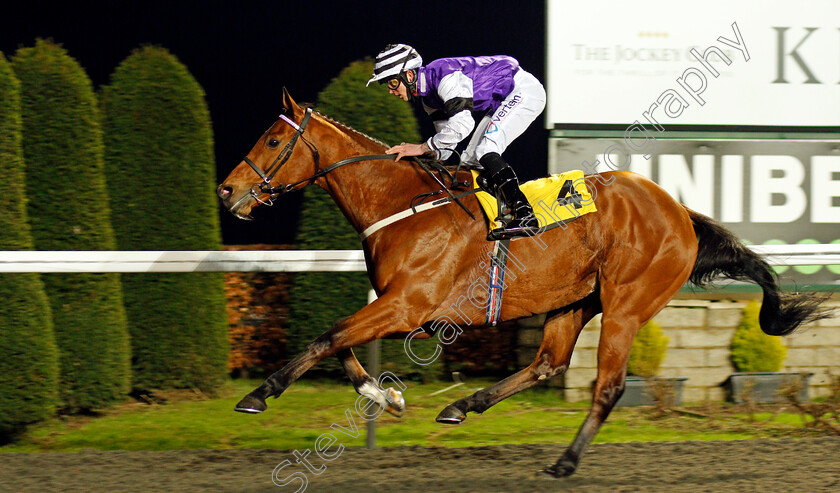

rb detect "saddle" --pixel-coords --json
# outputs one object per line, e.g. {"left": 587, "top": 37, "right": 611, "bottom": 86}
{"left": 471, "top": 170, "right": 598, "bottom": 235}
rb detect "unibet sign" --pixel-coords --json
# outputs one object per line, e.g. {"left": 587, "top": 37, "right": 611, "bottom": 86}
{"left": 549, "top": 139, "right": 840, "bottom": 284}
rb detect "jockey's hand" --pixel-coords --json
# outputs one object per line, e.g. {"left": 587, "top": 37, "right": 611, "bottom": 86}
{"left": 387, "top": 142, "right": 430, "bottom": 161}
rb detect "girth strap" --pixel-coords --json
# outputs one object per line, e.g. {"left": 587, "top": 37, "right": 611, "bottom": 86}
{"left": 485, "top": 239, "right": 512, "bottom": 326}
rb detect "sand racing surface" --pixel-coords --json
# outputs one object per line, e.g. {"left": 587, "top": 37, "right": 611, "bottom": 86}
{"left": 2, "top": 437, "right": 840, "bottom": 492}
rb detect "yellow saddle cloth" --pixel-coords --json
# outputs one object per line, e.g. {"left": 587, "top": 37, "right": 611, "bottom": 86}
{"left": 471, "top": 170, "right": 598, "bottom": 231}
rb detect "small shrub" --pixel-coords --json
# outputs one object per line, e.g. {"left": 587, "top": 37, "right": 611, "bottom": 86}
{"left": 628, "top": 320, "right": 668, "bottom": 378}
{"left": 780, "top": 371, "right": 840, "bottom": 434}
{"left": 730, "top": 301, "right": 787, "bottom": 372}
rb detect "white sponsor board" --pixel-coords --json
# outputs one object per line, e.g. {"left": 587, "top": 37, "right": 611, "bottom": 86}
{"left": 546, "top": 0, "right": 840, "bottom": 127}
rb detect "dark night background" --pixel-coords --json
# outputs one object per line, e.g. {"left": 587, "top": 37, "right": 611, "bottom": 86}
{"left": 0, "top": 0, "right": 548, "bottom": 245}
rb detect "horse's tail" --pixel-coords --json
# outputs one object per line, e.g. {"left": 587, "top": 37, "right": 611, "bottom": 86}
{"left": 685, "top": 206, "right": 832, "bottom": 336}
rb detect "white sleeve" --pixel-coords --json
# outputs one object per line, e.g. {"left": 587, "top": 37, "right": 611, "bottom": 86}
{"left": 421, "top": 102, "right": 454, "bottom": 160}
{"left": 426, "top": 71, "right": 475, "bottom": 161}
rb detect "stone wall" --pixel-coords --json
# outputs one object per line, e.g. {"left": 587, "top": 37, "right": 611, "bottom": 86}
{"left": 517, "top": 300, "right": 840, "bottom": 403}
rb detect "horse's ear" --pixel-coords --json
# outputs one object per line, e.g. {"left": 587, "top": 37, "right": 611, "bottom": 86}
{"left": 281, "top": 87, "right": 302, "bottom": 117}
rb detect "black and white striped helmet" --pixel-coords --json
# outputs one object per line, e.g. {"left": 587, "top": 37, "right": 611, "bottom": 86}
{"left": 366, "top": 44, "right": 423, "bottom": 87}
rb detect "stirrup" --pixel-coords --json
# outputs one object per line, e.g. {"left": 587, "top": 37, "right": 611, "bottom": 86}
{"left": 487, "top": 225, "right": 538, "bottom": 241}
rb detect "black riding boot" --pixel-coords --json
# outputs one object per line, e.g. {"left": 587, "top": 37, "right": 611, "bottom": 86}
{"left": 478, "top": 153, "right": 537, "bottom": 240}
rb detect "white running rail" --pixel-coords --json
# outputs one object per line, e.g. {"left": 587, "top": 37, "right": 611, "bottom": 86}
{"left": 0, "top": 250, "right": 367, "bottom": 273}
{"left": 0, "top": 245, "right": 837, "bottom": 272}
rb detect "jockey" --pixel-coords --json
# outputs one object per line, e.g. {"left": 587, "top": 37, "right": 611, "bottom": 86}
{"left": 366, "top": 43, "right": 547, "bottom": 240}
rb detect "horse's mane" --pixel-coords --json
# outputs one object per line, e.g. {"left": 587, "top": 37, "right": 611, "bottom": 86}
{"left": 303, "top": 103, "right": 389, "bottom": 150}
{"left": 304, "top": 104, "right": 471, "bottom": 178}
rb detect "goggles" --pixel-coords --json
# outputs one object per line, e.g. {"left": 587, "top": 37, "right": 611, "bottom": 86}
{"left": 385, "top": 77, "right": 402, "bottom": 91}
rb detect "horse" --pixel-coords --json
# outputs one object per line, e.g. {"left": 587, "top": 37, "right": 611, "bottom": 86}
{"left": 216, "top": 88, "right": 830, "bottom": 477}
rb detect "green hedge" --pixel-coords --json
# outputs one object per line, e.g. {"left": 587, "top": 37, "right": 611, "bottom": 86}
{"left": 0, "top": 51, "right": 60, "bottom": 438}
{"left": 731, "top": 301, "right": 787, "bottom": 372}
{"left": 101, "top": 46, "right": 227, "bottom": 393}
{"left": 12, "top": 39, "right": 130, "bottom": 412}
{"left": 288, "top": 60, "right": 442, "bottom": 380}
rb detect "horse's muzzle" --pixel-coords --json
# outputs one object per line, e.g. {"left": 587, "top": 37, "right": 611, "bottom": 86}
{"left": 216, "top": 184, "right": 255, "bottom": 221}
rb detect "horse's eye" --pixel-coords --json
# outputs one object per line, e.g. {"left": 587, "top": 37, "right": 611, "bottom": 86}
{"left": 267, "top": 138, "right": 281, "bottom": 149}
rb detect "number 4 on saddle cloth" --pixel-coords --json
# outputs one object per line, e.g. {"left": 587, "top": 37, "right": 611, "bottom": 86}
{"left": 471, "top": 170, "right": 598, "bottom": 325}
{"left": 471, "top": 169, "right": 598, "bottom": 234}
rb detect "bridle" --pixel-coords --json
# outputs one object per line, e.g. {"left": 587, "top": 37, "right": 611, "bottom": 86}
{"left": 233, "top": 107, "right": 397, "bottom": 212}
{"left": 241, "top": 107, "right": 319, "bottom": 207}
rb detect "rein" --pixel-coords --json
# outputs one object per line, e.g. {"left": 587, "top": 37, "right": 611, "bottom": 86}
{"left": 239, "top": 107, "right": 476, "bottom": 232}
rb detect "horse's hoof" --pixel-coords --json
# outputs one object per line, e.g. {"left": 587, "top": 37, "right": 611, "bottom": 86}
{"left": 541, "top": 461, "right": 576, "bottom": 478}
{"left": 234, "top": 393, "right": 267, "bottom": 414}
{"left": 384, "top": 388, "right": 405, "bottom": 418}
{"left": 435, "top": 404, "right": 466, "bottom": 424}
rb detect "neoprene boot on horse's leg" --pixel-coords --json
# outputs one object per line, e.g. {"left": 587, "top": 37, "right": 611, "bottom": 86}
{"left": 478, "top": 152, "right": 536, "bottom": 240}
{"left": 337, "top": 349, "right": 405, "bottom": 417}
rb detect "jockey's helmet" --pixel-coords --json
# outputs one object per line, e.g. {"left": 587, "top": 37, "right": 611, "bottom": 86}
{"left": 366, "top": 44, "right": 423, "bottom": 88}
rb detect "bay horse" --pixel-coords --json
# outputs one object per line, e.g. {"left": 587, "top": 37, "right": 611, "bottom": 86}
{"left": 217, "top": 88, "right": 829, "bottom": 477}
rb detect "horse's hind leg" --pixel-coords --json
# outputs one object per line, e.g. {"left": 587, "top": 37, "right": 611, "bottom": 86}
{"left": 543, "top": 312, "right": 635, "bottom": 477}
{"left": 337, "top": 348, "right": 406, "bottom": 417}
{"left": 545, "top": 263, "right": 692, "bottom": 477}
{"left": 436, "top": 298, "right": 597, "bottom": 424}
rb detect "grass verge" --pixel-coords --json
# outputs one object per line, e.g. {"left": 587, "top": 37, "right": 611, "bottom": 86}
{"left": 0, "top": 378, "right": 820, "bottom": 453}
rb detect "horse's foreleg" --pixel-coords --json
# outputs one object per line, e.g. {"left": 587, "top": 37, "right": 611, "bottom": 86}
{"left": 234, "top": 332, "right": 335, "bottom": 413}
{"left": 234, "top": 294, "right": 427, "bottom": 414}
{"left": 337, "top": 348, "right": 405, "bottom": 417}
{"left": 437, "top": 301, "right": 594, "bottom": 424}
